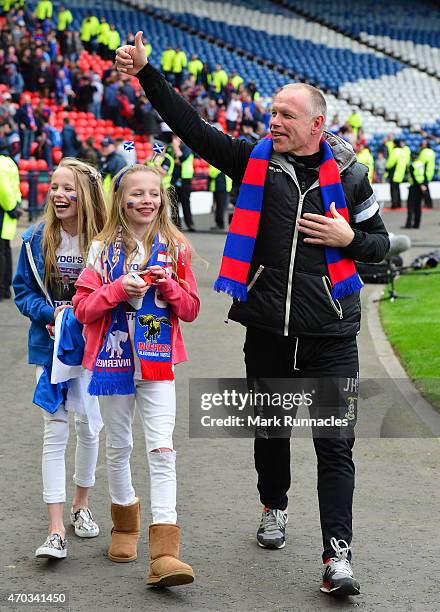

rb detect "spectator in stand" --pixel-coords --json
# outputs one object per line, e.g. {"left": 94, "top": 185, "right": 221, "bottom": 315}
{"left": 56, "top": 5, "right": 73, "bottom": 55}
{"left": 54, "top": 68, "right": 72, "bottom": 107}
{"left": 356, "top": 143, "right": 374, "bottom": 184}
{"left": 34, "top": 119, "right": 53, "bottom": 170}
{"left": 102, "top": 75, "right": 119, "bottom": 123}
{"left": 76, "top": 75, "right": 96, "bottom": 113}
{"left": 99, "top": 136, "right": 126, "bottom": 193}
{"left": 15, "top": 93, "right": 37, "bottom": 159}
{"left": 329, "top": 114, "right": 341, "bottom": 134}
{"left": 81, "top": 136, "right": 99, "bottom": 167}
{"left": 161, "top": 46, "right": 176, "bottom": 83}
{"left": 134, "top": 95, "right": 161, "bottom": 141}
{"left": 375, "top": 151, "right": 386, "bottom": 184}
{"left": 188, "top": 53, "right": 203, "bottom": 84}
{"left": 200, "top": 61, "right": 211, "bottom": 91}
{"left": 171, "top": 47, "right": 187, "bottom": 90}
{"left": 80, "top": 14, "right": 95, "bottom": 53}
{"left": 106, "top": 24, "right": 121, "bottom": 61}
{"left": 97, "top": 17, "right": 110, "bottom": 58}
{"left": 64, "top": 30, "right": 82, "bottom": 62}
{"left": 61, "top": 117, "right": 81, "bottom": 158}
{"left": 4, "top": 63, "right": 24, "bottom": 102}
{"left": 19, "top": 48, "right": 36, "bottom": 91}
{"left": 0, "top": 119, "right": 20, "bottom": 162}
{"left": 90, "top": 73, "right": 103, "bottom": 119}
{"left": 204, "top": 98, "right": 219, "bottom": 124}
{"left": 226, "top": 92, "right": 242, "bottom": 135}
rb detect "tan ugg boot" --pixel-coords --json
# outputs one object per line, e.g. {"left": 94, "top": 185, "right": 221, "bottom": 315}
{"left": 108, "top": 498, "right": 140, "bottom": 562}
{"left": 147, "top": 524, "right": 195, "bottom": 587}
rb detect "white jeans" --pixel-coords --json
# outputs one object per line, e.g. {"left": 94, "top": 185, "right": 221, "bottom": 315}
{"left": 36, "top": 367, "right": 100, "bottom": 504}
{"left": 99, "top": 380, "right": 177, "bottom": 524}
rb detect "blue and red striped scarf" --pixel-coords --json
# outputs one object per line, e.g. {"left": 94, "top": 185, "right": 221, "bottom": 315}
{"left": 214, "top": 137, "right": 363, "bottom": 301}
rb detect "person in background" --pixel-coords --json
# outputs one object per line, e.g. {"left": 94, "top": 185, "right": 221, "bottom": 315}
{"left": 61, "top": 117, "right": 81, "bottom": 159}
{"left": 100, "top": 136, "right": 127, "bottom": 194}
{"left": 0, "top": 141, "right": 21, "bottom": 300}
{"left": 171, "top": 47, "right": 187, "bottom": 90}
{"left": 347, "top": 109, "right": 362, "bottom": 141}
{"left": 403, "top": 151, "right": 425, "bottom": 229}
{"left": 356, "top": 143, "right": 374, "bottom": 184}
{"left": 385, "top": 139, "right": 406, "bottom": 209}
{"left": 161, "top": 46, "right": 176, "bottom": 83}
{"left": 374, "top": 150, "right": 386, "bottom": 184}
{"left": 418, "top": 140, "right": 435, "bottom": 209}
{"left": 172, "top": 135, "right": 195, "bottom": 232}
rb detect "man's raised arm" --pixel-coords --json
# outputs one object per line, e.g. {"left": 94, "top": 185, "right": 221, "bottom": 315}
{"left": 115, "top": 31, "right": 251, "bottom": 183}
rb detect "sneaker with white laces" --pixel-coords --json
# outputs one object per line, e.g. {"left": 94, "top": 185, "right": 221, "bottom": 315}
{"left": 35, "top": 533, "right": 67, "bottom": 559}
{"left": 320, "top": 537, "right": 360, "bottom": 596}
{"left": 257, "top": 507, "right": 288, "bottom": 549}
{"left": 70, "top": 508, "right": 99, "bottom": 538}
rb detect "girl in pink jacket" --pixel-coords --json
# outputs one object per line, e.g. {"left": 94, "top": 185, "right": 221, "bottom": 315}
{"left": 73, "top": 164, "right": 199, "bottom": 587}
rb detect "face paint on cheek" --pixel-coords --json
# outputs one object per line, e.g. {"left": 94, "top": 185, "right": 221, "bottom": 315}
{"left": 127, "top": 201, "right": 136, "bottom": 209}
{"left": 69, "top": 195, "right": 77, "bottom": 202}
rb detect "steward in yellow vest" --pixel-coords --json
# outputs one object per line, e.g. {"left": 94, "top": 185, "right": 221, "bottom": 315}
{"left": 188, "top": 55, "right": 203, "bottom": 83}
{"left": 172, "top": 48, "right": 187, "bottom": 89}
{"left": 419, "top": 140, "right": 436, "bottom": 208}
{"left": 35, "top": 0, "right": 52, "bottom": 21}
{"left": 0, "top": 153, "right": 21, "bottom": 299}
{"left": 386, "top": 140, "right": 407, "bottom": 208}
{"left": 209, "top": 164, "right": 232, "bottom": 230}
{"left": 97, "top": 17, "right": 110, "bottom": 57}
{"left": 57, "top": 6, "right": 73, "bottom": 32}
{"left": 404, "top": 153, "right": 425, "bottom": 229}
{"left": 356, "top": 145, "right": 374, "bottom": 183}
{"left": 161, "top": 47, "right": 176, "bottom": 82}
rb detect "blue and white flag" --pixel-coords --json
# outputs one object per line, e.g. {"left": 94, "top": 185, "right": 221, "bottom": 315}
{"left": 123, "top": 140, "right": 135, "bottom": 151}
{"left": 152, "top": 142, "right": 165, "bottom": 155}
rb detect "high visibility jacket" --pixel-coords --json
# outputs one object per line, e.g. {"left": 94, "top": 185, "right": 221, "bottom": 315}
{"left": 181, "top": 153, "right": 194, "bottom": 179}
{"left": 386, "top": 146, "right": 407, "bottom": 183}
{"left": 144, "top": 43, "right": 152, "bottom": 58}
{"left": 97, "top": 22, "right": 110, "bottom": 45}
{"left": 0, "top": 155, "right": 21, "bottom": 241}
{"left": 231, "top": 74, "right": 244, "bottom": 90}
{"left": 212, "top": 69, "right": 228, "bottom": 93}
{"left": 403, "top": 145, "right": 411, "bottom": 167}
{"left": 356, "top": 148, "right": 374, "bottom": 183}
{"left": 384, "top": 140, "right": 395, "bottom": 157}
{"left": 35, "top": 0, "right": 52, "bottom": 20}
{"left": 149, "top": 153, "right": 174, "bottom": 189}
{"left": 107, "top": 30, "right": 121, "bottom": 51}
{"left": 419, "top": 147, "right": 435, "bottom": 181}
{"left": 409, "top": 159, "right": 425, "bottom": 185}
{"left": 80, "top": 18, "right": 93, "bottom": 42}
{"left": 89, "top": 15, "right": 100, "bottom": 37}
{"left": 161, "top": 49, "right": 176, "bottom": 72}
{"left": 188, "top": 59, "right": 203, "bottom": 78}
{"left": 209, "top": 165, "right": 232, "bottom": 192}
{"left": 347, "top": 112, "right": 362, "bottom": 137}
{"left": 172, "top": 51, "right": 187, "bottom": 74}
{"left": 57, "top": 9, "right": 73, "bottom": 31}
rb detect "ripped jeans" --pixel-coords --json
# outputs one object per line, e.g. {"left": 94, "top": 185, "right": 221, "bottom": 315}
{"left": 98, "top": 380, "right": 177, "bottom": 524}
{"left": 36, "top": 367, "right": 100, "bottom": 504}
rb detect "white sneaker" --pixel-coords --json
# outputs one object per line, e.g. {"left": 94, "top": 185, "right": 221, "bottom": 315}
{"left": 35, "top": 533, "right": 67, "bottom": 559}
{"left": 70, "top": 508, "right": 99, "bottom": 538}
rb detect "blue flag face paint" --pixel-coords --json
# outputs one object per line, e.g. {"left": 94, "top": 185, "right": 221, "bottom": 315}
{"left": 127, "top": 200, "right": 136, "bottom": 209}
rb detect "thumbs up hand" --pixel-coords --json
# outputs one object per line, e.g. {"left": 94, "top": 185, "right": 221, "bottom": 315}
{"left": 115, "top": 30, "right": 147, "bottom": 76}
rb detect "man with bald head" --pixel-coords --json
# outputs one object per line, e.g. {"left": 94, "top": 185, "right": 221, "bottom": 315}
{"left": 116, "top": 33, "right": 389, "bottom": 596}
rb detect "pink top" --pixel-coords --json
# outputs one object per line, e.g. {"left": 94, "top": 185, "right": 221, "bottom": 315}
{"left": 73, "top": 250, "right": 200, "bottom": 371}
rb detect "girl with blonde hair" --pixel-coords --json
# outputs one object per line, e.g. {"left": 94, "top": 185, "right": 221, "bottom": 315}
{"left": 13, "top": 158, "right": 107, "bottom": 559}
{"left": 73, "top": 164, "right": 199, "bottom": 587}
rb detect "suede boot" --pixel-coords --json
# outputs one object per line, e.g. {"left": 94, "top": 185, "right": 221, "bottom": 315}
{"left": 147, "top": 524, "right": 195, "bottom": 586}
{"left": 108, "top": 498, "right": 140, "bottom": 562}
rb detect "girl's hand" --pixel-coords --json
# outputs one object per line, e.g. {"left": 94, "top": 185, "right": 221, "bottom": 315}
{"left": 122, "top": 274, "right": 149, "bottom": 298}
{"left": 146, "top": 265, "right": 171, "bottom": 285}
{"left": 54, "top": 304, "right": 73, "bottom": 320}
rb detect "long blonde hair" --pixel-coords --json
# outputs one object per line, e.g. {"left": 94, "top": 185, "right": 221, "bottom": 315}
{"left": 95, "top": 165, "right": 189, "bottom": 279}
{"left": 41, "top": 157, "right": 107, "bottom": 288}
